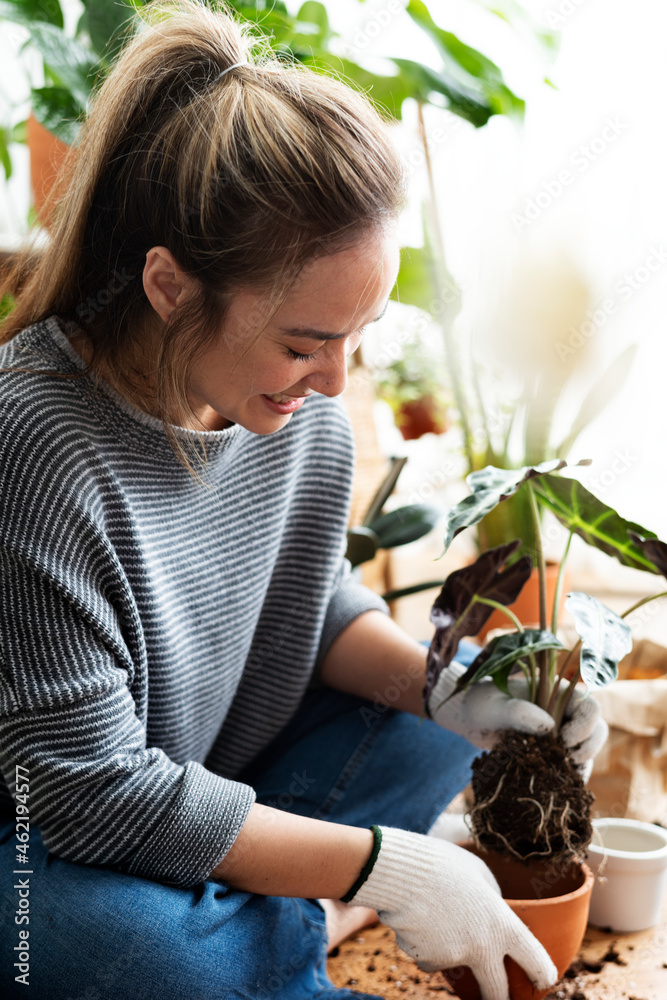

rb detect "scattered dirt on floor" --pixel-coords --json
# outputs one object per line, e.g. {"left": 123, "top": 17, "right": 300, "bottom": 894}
{"left": 327, "top": 922, "right": 457, "bottom": 998}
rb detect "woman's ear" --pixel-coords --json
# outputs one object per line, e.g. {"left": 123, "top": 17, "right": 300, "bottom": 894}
{"left": 142, "top": 246, "right": 194, "bottom": 321}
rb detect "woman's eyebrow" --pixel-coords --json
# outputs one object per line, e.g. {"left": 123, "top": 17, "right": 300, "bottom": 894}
{"left": 280, "top": 300, "right": 389, "bottom": 339}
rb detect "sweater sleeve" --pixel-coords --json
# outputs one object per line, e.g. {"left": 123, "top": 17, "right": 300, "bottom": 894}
{"left": 308, "top": 554, "right": 390, "bottom": 691}
{"left": 0, "top": 549, "right": 256, "bottom": 888}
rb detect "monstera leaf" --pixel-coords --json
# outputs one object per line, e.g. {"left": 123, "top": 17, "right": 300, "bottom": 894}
{"left": 424, "top": 540, "right": 532, "bottom": 703}
{"left": 565, "top": 592, "right": 633, "bottom": 689}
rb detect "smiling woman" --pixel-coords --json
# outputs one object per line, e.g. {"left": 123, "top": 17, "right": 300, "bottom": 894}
{"left": 0, "top": 3, "right": 557, "bottom": 1000}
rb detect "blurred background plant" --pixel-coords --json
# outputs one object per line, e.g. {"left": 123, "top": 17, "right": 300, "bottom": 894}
{"left": 374, "top": 338, "right": 451, "bottom": 441}
{"left": 0, "top": 0, "right": 549, "bottom": 220}
{"left": 393, "top": 231, "right": 638, "bottom": 563}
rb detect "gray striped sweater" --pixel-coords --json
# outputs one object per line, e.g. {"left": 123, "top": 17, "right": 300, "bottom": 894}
{"left": 0, "top": 315, "right": 388, "bottom": 888}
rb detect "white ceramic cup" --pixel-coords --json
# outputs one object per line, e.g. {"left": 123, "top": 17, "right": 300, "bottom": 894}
{"left": 586, "top": 817, "right": 667, "bottom": 932}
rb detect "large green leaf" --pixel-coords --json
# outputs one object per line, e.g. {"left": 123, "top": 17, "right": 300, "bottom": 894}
{"left": 556, "top": 344, "right": 638, "bottom": 459}
{"left": 0, "top": 0, "right": 63, "bottom": 28}
{"left": 78, "top": 0, "right": 137, "bottom": 63}
{"left": 289, "top": 1, "right": 332, "bottom": 54}
{"left": 444, "top": 628, "right": 565, "bottom": 701}
{"left": 534, "top": 475, "right": 660, "bottom": 574}
{"left": 565, "top": 592, "right": 632, "bottom": 689}
{"left": 303, "top": 52, "right": 412, "bottom": 121}
{"left": 391, "top": 57, "right": 495, "bottom": 127}
{"left": 391, "top": 245, "right": 435, "bottom": 312}
{"left": 440, "top": 459, "right": 568, "bottom": 554}
{"left": 30, "top": 86, "right": 84, "bottom": 144}
{"left": 369, "top": 503, "right": 442, "bottom": 549}
{"left": 28, "top": 22, "right": 101, "bottom": 108}
{"left": 406, "top": 0, "right": 525, "bottom": 120}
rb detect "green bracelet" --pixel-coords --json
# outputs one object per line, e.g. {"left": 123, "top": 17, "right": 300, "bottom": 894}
{"left": 339, "top": 825, "right": 382, "bottom": 904}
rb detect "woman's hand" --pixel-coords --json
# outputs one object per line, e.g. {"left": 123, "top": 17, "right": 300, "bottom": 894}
{"left": 427, "top": 662, "right": 608, "bottom": 768}
{"left": 344, "top": 826, "right": 558, "bottom": 1000}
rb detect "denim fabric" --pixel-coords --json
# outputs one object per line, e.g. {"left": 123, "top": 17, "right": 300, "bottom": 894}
{"left": 0, "top": 640, "right": 481, "bottom": 1000}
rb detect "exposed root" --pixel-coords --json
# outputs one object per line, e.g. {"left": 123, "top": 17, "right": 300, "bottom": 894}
{"left": 469, "top": 730, "right": 594, "bottom": 865}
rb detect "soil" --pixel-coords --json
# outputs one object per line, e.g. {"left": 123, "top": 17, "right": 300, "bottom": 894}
{"left": 327, "top": 922, "right": 664, "bottom": 1000}
{"left": 469, "top": 730, "right": 594, "bottom": 864}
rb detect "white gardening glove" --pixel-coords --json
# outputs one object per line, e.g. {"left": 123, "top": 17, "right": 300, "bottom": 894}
{"left": 343, "top": 826, "right": 557, "bottom": 1000}
{"left": 427, "top": 664, "right": 608, "bottom": 773}
{"left": 426, "top": 661, "right": 554, "bottom": 750}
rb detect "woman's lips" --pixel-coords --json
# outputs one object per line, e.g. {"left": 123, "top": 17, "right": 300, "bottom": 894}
{"left": 260, "top": 393, "right": 310, "bottom": 414}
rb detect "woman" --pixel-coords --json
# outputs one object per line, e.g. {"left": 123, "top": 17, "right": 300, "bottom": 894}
{"left": 0, "top": 3, "right": 605, "bottom": 998}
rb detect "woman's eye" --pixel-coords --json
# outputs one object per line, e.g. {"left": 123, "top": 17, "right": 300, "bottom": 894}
{"left": 286, "top": 347, "right": 317, "bottom": 362}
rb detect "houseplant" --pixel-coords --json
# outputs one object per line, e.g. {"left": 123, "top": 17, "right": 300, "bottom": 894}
{"left": 346, "top": 456, "right": 443, "bottom": 571}
{"left": 421, "top": 458, "right": 667, "bottom": 998}
{"left": 0, "top": 0, "right": 539, "bottom": 214}
{"left": 375, "top": 339, "right": 451, "bottom": 441}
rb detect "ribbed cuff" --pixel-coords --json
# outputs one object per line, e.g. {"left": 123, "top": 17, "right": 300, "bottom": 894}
{"left": 339, "top": 825, "right": 382, "bottom": 903}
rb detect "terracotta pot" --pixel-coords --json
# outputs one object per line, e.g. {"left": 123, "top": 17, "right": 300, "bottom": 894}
{"left": 27, "top": 112, "right": 70, "bottom": 227}
{"left": 443, "top": 842, "right": 594, "bottom": 1000}
{"left": 477, "top": 562, "right": 568, "bottom": 643}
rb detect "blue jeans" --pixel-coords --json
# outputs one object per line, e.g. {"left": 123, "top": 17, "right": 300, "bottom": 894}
{"left": 0, "top": 642, "right": 480, "bottom": 999}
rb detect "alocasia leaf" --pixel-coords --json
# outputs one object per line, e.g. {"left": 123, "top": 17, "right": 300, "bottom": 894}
{"left": 565, "top": 592, "right": 632, "bottom": 689}
{"left": 424, "top": 540, "right": 532, "bottom": 703}
{"left": 627, "top": 531, "right": 667, "bottom": 580}
{"left": 443, "top": 629, "right": 565, "bottom": 703}
{"left": 440, "top": 459, "right": 571, "bottom": 555}
{"left": 534, "top": 476, "right": 659, "bottom": 573}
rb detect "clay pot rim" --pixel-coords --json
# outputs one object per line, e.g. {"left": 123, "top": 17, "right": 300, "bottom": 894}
{"left": 458, "top": 839, "right": 595, "bottom": 907}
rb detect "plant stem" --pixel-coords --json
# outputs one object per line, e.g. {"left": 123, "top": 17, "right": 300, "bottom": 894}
{"left": 620, "top": 590, "right": 667, "bottom": 619}
{"left": 550, "top": 590, "right": 667, "bottom": 728}
{"left": 553, "top": 666, "right": 581, "bottom": 730}
{"left": 526, "top": 481, "right": 550, "bottom": 709}
{"left": 551, "top": 530, "right": 573, "bottom": 636}
{"left": 475, "top": 596, "right": 524, "bottom": 632}
{"left": 416, "top": 102, "right": 475, "bottom": 472}
{"left": 475, "top": 597, "right": 538, "bottom": 690}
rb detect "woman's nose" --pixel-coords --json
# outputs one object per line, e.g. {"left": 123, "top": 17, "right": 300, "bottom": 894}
{"left": 308, "top": 344, "right": 349, "bottom": 397}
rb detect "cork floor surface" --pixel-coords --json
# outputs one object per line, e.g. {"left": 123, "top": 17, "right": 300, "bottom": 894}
{"left": 327, "top": 896, "right": 667, "bottom": 1000}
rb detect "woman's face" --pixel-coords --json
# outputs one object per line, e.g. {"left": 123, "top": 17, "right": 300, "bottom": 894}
{"left": 185, "top": 227, "right": 401, "bottom": 433}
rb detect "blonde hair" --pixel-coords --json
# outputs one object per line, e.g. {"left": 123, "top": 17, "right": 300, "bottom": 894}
{"left": 2, "top": 0, "right": 406, "bottom": 468}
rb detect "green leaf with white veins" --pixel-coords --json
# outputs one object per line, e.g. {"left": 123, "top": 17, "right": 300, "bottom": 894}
{"left": 534, "top": 475, "right": 659, "bottom": 573}
{"left": 446, "top": 629, "right": 565, "bottom": 699}
{"left": 565, "top": 592, "right": 632, "bottom": 689}
{"left": 440, "top": 459, "right": 570, "bottom": 555}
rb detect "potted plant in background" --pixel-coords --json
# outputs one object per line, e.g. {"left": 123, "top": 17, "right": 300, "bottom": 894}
{"left": 421, "top": 457, "right": 667, "bottom": 998}
{"left": 375, "top": 339, "right": 451, "bottom": 441}
{"left": 391, "top": 222, "right": 639, "bottom": 640}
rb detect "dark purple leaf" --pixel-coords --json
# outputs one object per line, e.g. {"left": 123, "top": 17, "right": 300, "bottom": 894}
{"left": 627, "top": 531, "right": 667, "bottom": 581}
{"left": 423, "top": 540, "right": 532, "bottom": 704}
